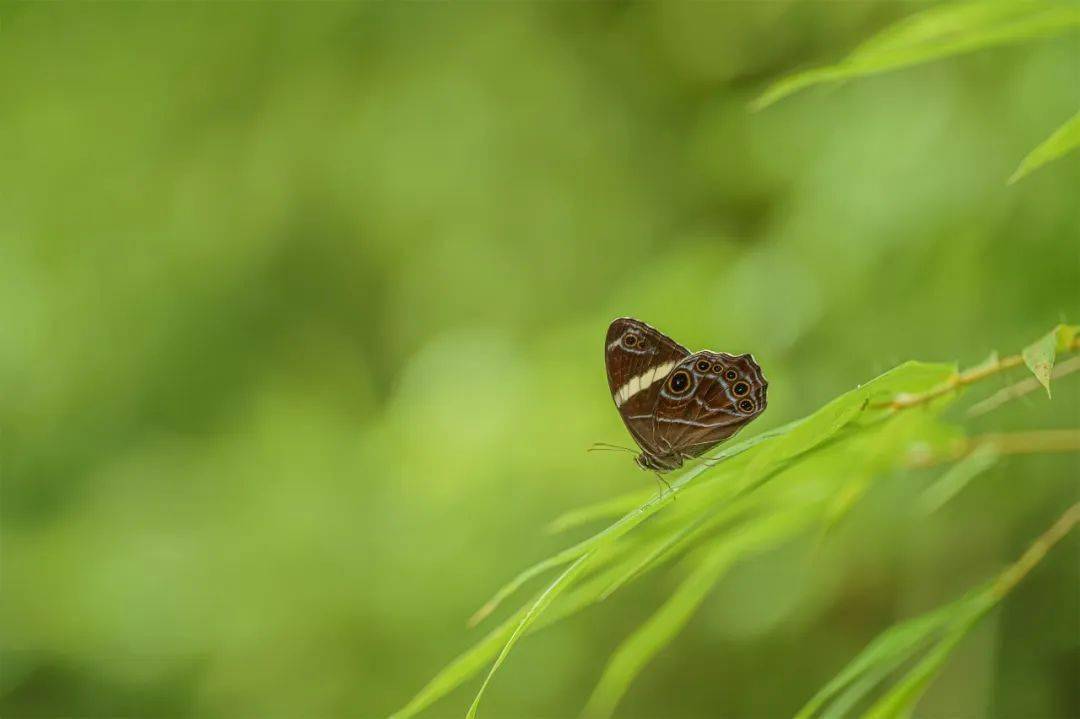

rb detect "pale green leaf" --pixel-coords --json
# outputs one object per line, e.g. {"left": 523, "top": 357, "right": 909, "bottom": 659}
{"left": 753, "top": 2, "right": 1080, "bottom": 110}
{"left": 1010, "top": 109, "right": 1080, "bottom": 183}
{"left": 918, "top": 444, "right": 1000, "bottom": 514}
{"left": 466, "top": 553, "right": 593, "bottom": 719}
{"left": 582, "top": 511, "right": 808, "bottom": 719}
{"left": 388, "top": 609, "right": 524, "bottom": 719}
{"left": 471, "top": 417, "right": 808, "bottom": 625}
{"left": 1022, "top": 324, "right": 1080, "bottom": 398}
{"left": 861, "top": 613, "right": 982, "bottom": 719}
{"left": 799, "top": 507, "right": 1079, "bottom": 719}
{"left": 966, "top": 350, "right": 1000, "bottom": 376}
{"left": 547, "top": 491, "right": 651, "bottom": 534}
{"left": 794, "top": 598, "right": 965, "bottom": 719}
{"left": 395, "top": 359, "right": 979, "bottom": 718}
{"left": 468, "top": 489, "right": 675, "bottom": 625}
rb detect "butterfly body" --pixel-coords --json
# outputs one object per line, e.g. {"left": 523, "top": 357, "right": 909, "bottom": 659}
{"left": 604, "top": 318, "right": 767, "bottom": 473}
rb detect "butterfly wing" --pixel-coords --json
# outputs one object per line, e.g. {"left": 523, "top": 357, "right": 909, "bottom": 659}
{"left": 651, "top": 350, "right": 768, "bottom": 460}
{"left": 605, "top": 317, "right": 690, "bottom": 459}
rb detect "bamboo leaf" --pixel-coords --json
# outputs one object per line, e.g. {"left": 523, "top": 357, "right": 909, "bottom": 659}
{"left": 794, "top": 598, "right": 965, "bottom": 719}
{"left": 392, "top": 358, "right": 1010, "bottom": 718}
{"left": 388, "top": 609, "right": 525, "bottom": 719}
{"left": 918, "top": 444, "right": 1000, "bottom": 514}
{"left": 861, "top": 613, "right": 982, "bottom": 719}
{"left": 753, "top": 2, "right": 1080, "bottom": 110}
{"left": 466, "top": 553, "right": 593, "bottom": 719}
{"left": 798, "top": 502, "right": 1080, "bottom": 719}
{"left": 582, "top": 511, "right": 808, "bottom": 719}
{"left": 1010, "top": 109, "right": 1080, "bottom": 184}
{"left": 1022, "top": 324, "right": 1080, "bottom": 398}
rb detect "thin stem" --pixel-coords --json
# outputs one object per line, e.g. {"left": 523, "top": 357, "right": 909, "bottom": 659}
{"left": 967, "top": 355, "right": 1080, "bottom": 417}
{"left": 907, "top": 429, "right": 1080, "bottom": 468}
{"left": 969, "top": 429, "right": 1080, "bottom": 456}
{"left": 990, "top": 501, "right": 1080, "bottom": 600}
{"left": 874, "top": 338, "right": 1080, "bottom": 411}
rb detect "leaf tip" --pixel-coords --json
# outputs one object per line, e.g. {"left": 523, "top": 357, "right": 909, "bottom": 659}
{"left": 468, "top": 603, "right": 494, "bottom": 628}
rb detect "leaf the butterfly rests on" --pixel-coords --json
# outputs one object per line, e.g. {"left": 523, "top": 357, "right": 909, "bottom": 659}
{"left": 604, "top": 318, "right": 768, "bottom": 473}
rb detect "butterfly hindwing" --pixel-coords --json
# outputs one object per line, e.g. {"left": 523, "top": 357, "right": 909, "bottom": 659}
{"left": 604, "top": 318, "right": 689, "bottom": 459}
{"left": 652, "top": 351, "right": 768, "bottom": 461}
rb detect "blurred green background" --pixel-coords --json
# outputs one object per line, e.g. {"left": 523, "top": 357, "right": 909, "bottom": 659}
{"left": 1, "top": 3, "right": 1077, "bottom": 718}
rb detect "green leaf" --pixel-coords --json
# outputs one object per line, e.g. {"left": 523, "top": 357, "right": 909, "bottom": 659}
{"left": 861, "top": 613, "right": 982, "bottom": 719}
{"left": 819, "top": 656, "right": 913, "bottom": 719}
{"left": 388, "top": 609, "right": 525, "bottom": 719}
{"left": 547, "top": 491, "right": 651, "bottom": 534}
{"left": 582, "top": 511, "right": 805, "bottom": 719}
{"left": 472, "top": 417, "right": 812, "bottom": 626}
{"left": 794, "top": 598, "right": 964, "bottom": 719}
{"left": 918, "top": 443, "right": 1000, "bottom": 514}
{"left": 466, "top": 553, "right": 593, "bottom": 719}
{"left": 799, "top": 498, "right": 1080, "bottom": 719}
{"left": 1010, "top": 109, "right": 1080, "bottom": 184}
{"left": 394, "top": 359, "right": 972, "bottom": 718}
{"left": 857, "top": 360, "right": 959, "bottom": 408}
{"left": 1021, "top": 324, "right": 1080, "bottom": 398}
{"left": 597, "top": 496, "right": 762, "bottom": 601}
{"left": 966, "top": 350, "right": 1000, "bottom": 376}
{"left": 469, "top": 490, "right": 675, "bottom": 626}
{"left": 753, "top": 2, "right": 1080, "bottom": 110}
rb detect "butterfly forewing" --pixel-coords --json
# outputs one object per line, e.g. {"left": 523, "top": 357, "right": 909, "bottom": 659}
{"left": 604, "top": 318, "right": 689, "bottom": 459}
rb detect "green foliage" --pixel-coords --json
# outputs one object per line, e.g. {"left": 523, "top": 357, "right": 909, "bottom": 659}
{"left": 799, "top": 502, "right": 1080, "bottom": 719}
{"left": 793, "top": 594, "right": 978, "bottom": 719}
{"left": 394, "top": 328, "right": 1079, "bottom": 718}
{"left": 754, "top": 1, "right": 1080, "bottom": 111}
{"left": 3, "top": 3, "right": 1077, "bottom": 717}
{"left": 1009, "top": 109, "right": 1080, "bottom": 183}
{"left": 754, "top": 1, "right": 1080, "bottom": 183}
{"left": 918, "top": 444, "right": 1000, "bottom": 515}
{"left": 1022, "top": 323, "right": 1079, "bottom": 397}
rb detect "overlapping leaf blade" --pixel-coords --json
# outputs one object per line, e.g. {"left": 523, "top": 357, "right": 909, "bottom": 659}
{"left": 1010, "top": 109, "right": 1080, "bottom": 184}
{"left": 388, "top": 360, "right": 997, "bottom": 719}
{"left": 753, "top": 1, "right": 1080, "bottom": 110}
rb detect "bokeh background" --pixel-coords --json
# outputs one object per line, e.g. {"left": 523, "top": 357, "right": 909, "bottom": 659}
{"left": 2, "top": 3, "right": 1077, "bottom": 718}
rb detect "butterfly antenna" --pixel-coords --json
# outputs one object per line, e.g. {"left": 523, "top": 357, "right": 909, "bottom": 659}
{"left": 588, "top": 442, "right": 637, "bottom": 454}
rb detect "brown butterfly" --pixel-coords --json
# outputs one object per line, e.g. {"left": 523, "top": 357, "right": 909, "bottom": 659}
{"left": 603, "top": 317, "right": 768, "bottom": 473}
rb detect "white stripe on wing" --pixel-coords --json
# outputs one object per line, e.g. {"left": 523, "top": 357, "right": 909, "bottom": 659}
{"left": 613, "top": 360, "right": 676, "bottom": 407}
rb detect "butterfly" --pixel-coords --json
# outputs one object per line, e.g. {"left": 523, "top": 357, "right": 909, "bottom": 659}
{"left": 603, "top": 317, "right": 768, "bottom": 473}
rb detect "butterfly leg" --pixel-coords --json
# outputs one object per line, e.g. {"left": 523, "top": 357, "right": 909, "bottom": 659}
{"left": 651, "top": 471, "right": 676, "bottom": 499}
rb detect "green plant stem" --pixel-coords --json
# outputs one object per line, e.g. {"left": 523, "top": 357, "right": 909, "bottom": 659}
{"left": 967, "top": 355, "right": 1080, "bottom": 417}
{"left": 908, "top": 429, "right": 1080, "bottom": 468}
{"left": 990, "top": 501, "right": 1080, "bottom": 601}
{"left": 876, "top": 338, "right": 1080, "bottom": 411}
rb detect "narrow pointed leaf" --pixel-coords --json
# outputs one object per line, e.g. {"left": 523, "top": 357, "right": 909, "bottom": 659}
{"left": 1010, "top": 109, "right": 1080, "bottom": 183}
{"left": 466, "top": 554, "right": 593, "bottom": 719}
{"left": 861, "top": 615, "right": 981, "bottom": 719}
{"left": 582, "top": 511, "right": 806, "bottom": 719}
{"left": 753, "top": 2, "right": 1080, "bottom": 110}
{"left": 1022, "top": 324, "right": 1080, "bottom": 398}
{"left": 918, "top": 444, "right": 1000, "bottom": 514}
